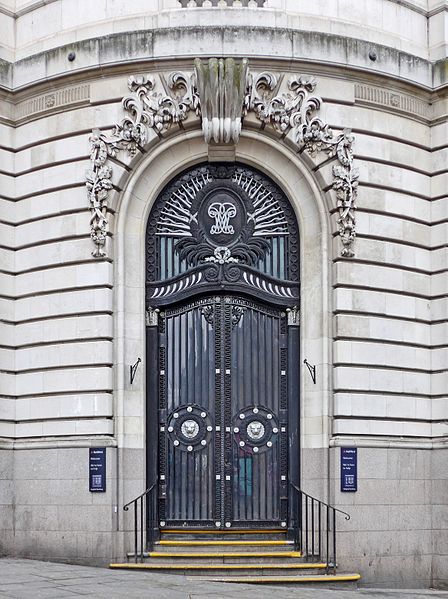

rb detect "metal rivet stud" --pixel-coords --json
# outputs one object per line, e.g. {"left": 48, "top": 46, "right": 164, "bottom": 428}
{"left": 273, "top": 428, "right": 278, "bottom": 434}
{"left": 281, "top": 522, "right": 287, "bottom": 528}
{"left": 253, "top": 407, "right": 259, "bottom": 414}
{"left": 173, "top": 440, "right": 179, "bottom": 446}
{"left": 168, "top": 426, "right": 173, "bottom": 433}
{"left": 267, "top": 441, "right": 272, "bottom": 447}
{"left": 201, "top": 412, "right": 206, "bottom": 418}
{"left": 253, "top": 447, "right": 259, "bottom": 453}
{"left": 207, "top": 426, "right": 213, "bottom": 432}
{"left": 201, "top": 440, "right": 206, "bottom": 446}
{"left": 225, "top": 522, "right": 231, "bottom": 528}
{"left": 369, "top": 50, "right": 377, "bottom": 61}
{"left": 160, "top": 521, "right": 166, "bottom": 527}
{"left": 187, "top": 445, "right": 193, "bottom": 451}
{"left": 67, "top": 51, "right": 76, "bottom": 61}
{"left": 239, "top": 414, "right": 245, "bottom": 419}
{"left": 173, "top": 413, "right": 179, "bottom": 419}
{"left": 234, "top": 427, "right": 239, "bottom": 433}
{"left": 187, "top": 406, "right": 193, "bottom": 412}
{"left": 239, "top": 441, "right": 245, "bottom": 447}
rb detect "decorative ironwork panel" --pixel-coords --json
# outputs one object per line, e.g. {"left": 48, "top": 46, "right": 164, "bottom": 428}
{"left": 160, "top": 298, "right": 216, "bottom": 525}
{"left": 158, "top": 295, "right": 288, "bottom": 529}
{"left": 229, "top": 298, "right": 288, "bottom": 527}
{"left": 146, "top": 164, "right": 299, "bottom": 307}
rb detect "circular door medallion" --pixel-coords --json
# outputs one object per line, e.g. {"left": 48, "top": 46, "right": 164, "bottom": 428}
{"left": 232, "top": 406, "right": 280, "bottom": 454}
{"left": 166, "top": 404, "right": 212, "bottom": 452}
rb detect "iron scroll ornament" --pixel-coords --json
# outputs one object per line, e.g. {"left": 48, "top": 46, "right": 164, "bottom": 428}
{"left": 146, "top": 164, "right": 300, "bottom": 307}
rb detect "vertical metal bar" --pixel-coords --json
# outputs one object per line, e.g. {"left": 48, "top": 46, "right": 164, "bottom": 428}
{"left": 133, "top": 504, "right": 137, "bottom": 564}
{"left": 318, "top": 501, "right": 322, "bottom": 560}
{"left": 305, "top": 495, "right": 309, "bottom": 558}
{"left": 332, "top": 509, "right": 337, "bottom": 574}
{"left": 311, "top": 498, "right": 315, "bottom": 558}
{"left": 140, "top": 497, "right": 144, "bottom": 562}
{"left": 326, "top": 505, "right": 330, "bottom": 573}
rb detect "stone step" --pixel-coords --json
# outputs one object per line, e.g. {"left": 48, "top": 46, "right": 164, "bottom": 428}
{"left": 110, "top": 562, "right": 331, "bottom": 576}
{"left": 189, "top": 573, "right": 361, "bottom": 587}
{"left": 129, "top": 550, "right": 304, "bottom": 564}
{"left": 157, "top": 539, "right": 294, "bottom": 550}
{"left": 160, "top": 529, "right": 287, "bottom": 541}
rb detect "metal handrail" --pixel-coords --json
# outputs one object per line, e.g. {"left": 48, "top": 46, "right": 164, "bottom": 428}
{"left": 289, "top": 483, "right": 350, "bottom": 574}
{"left": 123, "top": 482, "right": 157, "bottom": 563}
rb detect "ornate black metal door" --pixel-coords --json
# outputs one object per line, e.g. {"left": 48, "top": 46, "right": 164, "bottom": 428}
{"left": 157, "top": 295, "right": 289, "bottom": 529}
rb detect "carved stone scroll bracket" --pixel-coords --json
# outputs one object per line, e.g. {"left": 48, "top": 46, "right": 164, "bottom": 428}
{"left": 87, "top": 62, "right": 358, "bottom": 259}
{"left": 194, "top": 57, "right": 249, "bottom": 144}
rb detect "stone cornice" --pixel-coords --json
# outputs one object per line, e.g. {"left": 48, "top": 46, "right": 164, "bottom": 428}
{"left": 0, "top": 28, "right": 444, "bottom": 93}
{"left": 0, "top": 0, "right": 438, "bottom": 18}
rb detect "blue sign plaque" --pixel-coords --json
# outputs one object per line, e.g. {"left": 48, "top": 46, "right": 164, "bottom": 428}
{"left": 340, "top": 447, "right": 357, "bottom": 492}
{"left": 89, "top": 447, "right": 106, "bottom": 492}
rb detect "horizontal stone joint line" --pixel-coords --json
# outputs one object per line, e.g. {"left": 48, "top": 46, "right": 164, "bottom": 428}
{"left": 333, "top": 362, "right": 446, "bottom": 374}
{"left": 0, "top": 337, "right": 114, "bottom": 350}
{"left": 7, "top": 284, "right": 114, "bottom": 301}
{"left": 3, "top": 415, "right": 113, "bottom": 425}
{"left": 334, "top": 388, "right": 446, "bottom": 399}
{"left": 1, "top": 311, "right": 113, "bottom": 326}
{"left": 0, "top": 389, "right": 113, "bottom": 399}
{"left": 333, "top": 415, "right": 448, "bottom": 424}
{"left": 332, "top": 257, "right": 435, "bottom": 276}
{"left": 333, "top": 283, "right": 444, "bottom": 301}
{"left": 2, "top": 363, "right": 114, "bottom": 375}
{"left": 333, "top": 336, "right": 447, "bottom": 350}
{"left": 0, "top": 183, "right": 85, "bottom": 202}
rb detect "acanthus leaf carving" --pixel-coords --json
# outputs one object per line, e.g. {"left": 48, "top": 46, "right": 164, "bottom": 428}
{"left": 86, "top": 73, "right": 199, "bottom": 258}
{"left": 245, "top": 74, "right": 358, "bottom": 257}
{"left": 87, "top": 62, "right": 357, "bottom": 260}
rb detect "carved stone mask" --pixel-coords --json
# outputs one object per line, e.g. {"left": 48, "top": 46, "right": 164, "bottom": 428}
{"left": 247, "top": 420, "right": 265, "bottom": 440}
{"left": 181, "top": 419, "right": 200, "bottom": 439}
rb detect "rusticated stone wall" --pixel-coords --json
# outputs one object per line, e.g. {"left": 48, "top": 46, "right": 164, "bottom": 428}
{"left": 0, "top": 0, "right": 446, "bottom": 587}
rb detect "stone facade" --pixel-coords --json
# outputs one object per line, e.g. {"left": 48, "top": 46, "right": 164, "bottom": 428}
{"left": 0, "top": 0, "right": 447, "bottom": 589}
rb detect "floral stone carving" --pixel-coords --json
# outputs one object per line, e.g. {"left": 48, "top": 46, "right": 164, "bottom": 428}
{"left": 87, "top": 65, "right": 358, "bottom": 259}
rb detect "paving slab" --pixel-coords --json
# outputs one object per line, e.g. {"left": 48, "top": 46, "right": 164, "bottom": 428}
{"left": 0, "top": 559, "right": 447, "bottom": 599}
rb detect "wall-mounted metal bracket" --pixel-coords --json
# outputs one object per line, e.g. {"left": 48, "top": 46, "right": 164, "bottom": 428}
{"left": 303, "top": 359, "right": 316, "bottom": 384}
{"left": 130, "top": 357, "right": 142, "bottom": 384}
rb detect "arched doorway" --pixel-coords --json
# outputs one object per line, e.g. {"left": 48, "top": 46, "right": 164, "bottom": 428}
{"left": 145, "top": 163, "right": 300, "bottom": 530}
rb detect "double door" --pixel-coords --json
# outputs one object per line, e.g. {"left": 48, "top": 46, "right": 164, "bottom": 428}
{"left": 156, "top": 295, "right": 291, "bottom": 529}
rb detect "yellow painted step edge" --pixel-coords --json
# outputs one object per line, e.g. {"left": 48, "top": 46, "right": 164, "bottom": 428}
{"left": 159, "top": 540, "right": 293, "bottom": 546}
{"left": 109, "top": 563, "right": 328, "bottom": 570}
{"left": 162, "top": 529, "right": 286, "bottom": 534}
{"left": 189, "top": 574, "right": 362, "bottom": 583}
{"left": 148, "top": 551, "right": 302, "bottom": 558}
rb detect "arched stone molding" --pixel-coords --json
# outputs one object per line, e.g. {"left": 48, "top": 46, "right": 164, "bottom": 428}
{"left": 113, "top": 129, "right": 333, "bottom": 515}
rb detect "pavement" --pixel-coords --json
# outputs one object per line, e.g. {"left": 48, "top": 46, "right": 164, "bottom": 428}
{"left": 0, "top": 559, "right": 447, "bottom": 599}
